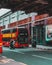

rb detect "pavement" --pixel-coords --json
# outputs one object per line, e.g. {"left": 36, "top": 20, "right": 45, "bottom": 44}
{"left": 29, "top": 44, "right": 52, "bottom": 50}
{"left": 36, "top": 45, "right": 52, "bottom": 50}
{"left": 2, "top": 45, "right": 52, "bottom": 53}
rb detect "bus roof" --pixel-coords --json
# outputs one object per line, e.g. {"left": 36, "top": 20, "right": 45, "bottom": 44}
{"left": 1, "top": 27, "right": 26, "bottom": 31}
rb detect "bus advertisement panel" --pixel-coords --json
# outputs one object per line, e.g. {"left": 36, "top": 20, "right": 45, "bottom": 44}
{"left": 45, "top": 25, "right": 52, "bottom": 41}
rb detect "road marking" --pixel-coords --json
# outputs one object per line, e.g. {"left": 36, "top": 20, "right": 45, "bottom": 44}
{"left": 0, "top": 56, "right": 27, "bottom": 65}
{"left": 17, "top": 52, "right": 25, "bottom": 54}
{"left": 32, "top": 55, "right": 52, "bottom": 61}
{"left": 3, "top": 48, "right": 25, "bottom": 54}
{"left": 18, "top": 62, "right": 27, "bottom": 65}
{"left": 9, "top": 50, "right": 25, "bottom": 54}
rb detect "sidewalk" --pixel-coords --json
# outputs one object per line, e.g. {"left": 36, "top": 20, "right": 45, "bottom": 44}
{"left": 36, "top": 45, "right": 52, "bottom": 50}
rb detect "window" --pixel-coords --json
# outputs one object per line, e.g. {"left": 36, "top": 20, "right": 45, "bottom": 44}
{"left": 0, "top": 19, "right": 3, "bottom": 26}
{"left": 2, "top": 29, "right": 10, "bottom": 33}
{"left": 10, "top": 12, "right": 17, "bottom": 23}
{"left": 12, "top": 28, "right": 17, "bottom": 32}
{"left": 19, "top": 14, "right": 28, "bottom": 20}
{"left": 4, "top": 16, "right": 9, "bottom": 25}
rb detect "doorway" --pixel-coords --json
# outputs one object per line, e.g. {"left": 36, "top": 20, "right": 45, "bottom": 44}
{"left": 33, "top": 25, "right": 45, "bottom": 45}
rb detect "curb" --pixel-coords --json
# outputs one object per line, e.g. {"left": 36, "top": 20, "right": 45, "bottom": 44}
{"left": 36, "top": 45, "right": 52, "bottom": 50}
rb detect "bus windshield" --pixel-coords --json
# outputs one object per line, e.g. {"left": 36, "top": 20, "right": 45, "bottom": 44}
{"left": 18, "top": 28, "right": 28, "bottom": 43}
{"left": 18, "top": 28, "right": 28, "bottom": 36}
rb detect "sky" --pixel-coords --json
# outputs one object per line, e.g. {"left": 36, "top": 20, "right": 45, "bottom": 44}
{"left": 0, "top": 8, "right": 11, "bottom": 17}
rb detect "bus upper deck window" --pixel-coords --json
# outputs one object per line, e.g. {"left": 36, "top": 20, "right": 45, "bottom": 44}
{"left": 2, "top": 30, "right": 10, "bottom": 33}
{"left": 12, "top": 29, "right": 17, "bottom": 32}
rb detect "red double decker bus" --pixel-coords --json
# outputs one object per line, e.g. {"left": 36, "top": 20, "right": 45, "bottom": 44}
{"left": 1, "top": 27, "right": 29, "bottom": 48}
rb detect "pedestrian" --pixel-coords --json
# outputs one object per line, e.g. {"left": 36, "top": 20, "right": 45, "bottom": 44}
{"left": 10, "top": 39, "right": 15, "bottom": 49}
{"left": 32, "top": 39, "right": 36, "bottom": 48}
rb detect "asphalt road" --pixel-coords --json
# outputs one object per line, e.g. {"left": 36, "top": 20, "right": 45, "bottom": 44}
{"left": 2, "top": 47, "right": 52, "bottom": 65}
